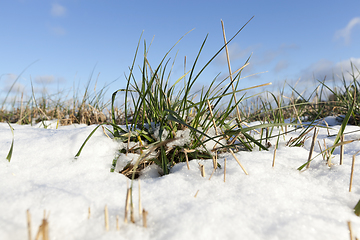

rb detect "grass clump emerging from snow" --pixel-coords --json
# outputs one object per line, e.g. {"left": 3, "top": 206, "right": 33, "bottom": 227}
{"left": 76, "top": 18, "right": 276, "bottom": 177}
{"left": 2, "top": 19, "right": 360, "bottom": 179}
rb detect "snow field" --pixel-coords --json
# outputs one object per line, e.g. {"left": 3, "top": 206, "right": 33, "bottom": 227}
{"left": 0, "top": 120, "right": 360, "bottom": 239}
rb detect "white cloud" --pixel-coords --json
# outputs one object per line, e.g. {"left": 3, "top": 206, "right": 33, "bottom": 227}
{"left": 51, "top": 3, "right": 66, "bottom": 17}
{"left": 334, "top": 17, "right": 360, "bottom": 45}
{"left": 217, "top": 43, "right": 255, "bottom": 65}
{"left": 3, "top": 82, "right": 26, "bottom": 94}
{"left": 274, "top": 60, "right": 289, "bottom": 73}
{"left": 6, "top": 73, "right": 18, "bottom": 81}
{"left": 258, "top": 43, "right": 299, "bottom": 65}
{"left": 334, "top": 58, "right": 360, "bottom": 78}
{"left": 34, "top": 75, "right": 56, "bottom": 84}
{"left": 299, "top": 57, "right": 360, "bottom": 82}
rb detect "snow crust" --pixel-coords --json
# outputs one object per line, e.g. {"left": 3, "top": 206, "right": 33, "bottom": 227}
{"left": 1, "top": 120, "right": 360, "bottom": 239}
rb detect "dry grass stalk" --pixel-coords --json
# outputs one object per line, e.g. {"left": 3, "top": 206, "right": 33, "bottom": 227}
{"left": 212, "top": 151, "right": 218, "bottom": 170}
{"left": 183, "top": 149, "right": 190, "bottom": 170}
{"left": 229, "top": 149, "right": 248, "bottom": 175}
{"left": 317, "top": 141, "right": 325, "bottom": 160}
{"left": 130, "top": 188, "right": 135, "bottom": 223}
{"left": 142, "top": 209, "right": 148, "bottom": 228}
{"left": 88, "top": 207, "right": 91, "bottom": 219}
{"left": 101, "top": 126, "right": 111, "bottom": 139}
{"left": 124, "top": 188, "right": 131, "bottom": 223}
{"left": 272, "top": 144, "right": 277, "bottom": 167}
{"left": 349, "top": 150, "right": 360, "bottom": 192}
{"left": 306, "top": 128, "right": 319, "bottom": 168}
{"left": 199, "top": 163, "right": 205, "bottom": 177}
{"left": 224, "top": 158, "right": 227, "bottom": 182}
{"left": 348, "top": 221, "right": 354, "bottom": 240}
{"left": 207, "top": 99, "right": 218, "bottom": 135}
{"left": 209, "top": 152, "right": 218, "bottom": 180}
{"left": 116, "top": 215, "right": 120, "bottom": 230}
{"left": 209, "top": 168, "right": 215, "bottom": 180}
{"left": 35, "top": 216, "right": 49, "bottom": 240}
{"left": 220, "top": 20, "right": 264, "bottom": 135}
{"left": 323, "top": 120, "right": 330, "bottom": 136}
{"left": 228, "top": 131, "right": 241, "bottom": 145}
{"left": 41, "top": 219, "right": 49, "bottom": 240}
{"left": 104, "top": 205, "right": 109, "bottom": 231}
{"left": 293, "top": 105, "right": 303, "bottom": 127}
{"left": 323, "top": 139, "right": 329, "bottom": 160}
{"left": 340, "top": 135, "right": 344, "bottom": 165}
{"left": 27, "top": 209, "right": 32, "bottom": 240}
{"left": 194, "top": 190, "right": 200, "bottom": 198}
{"left": 221, "top": 19, "right": 241, "bottom": 122}
{"left": 138, "top": 180, "right": 142, "bottom": 218}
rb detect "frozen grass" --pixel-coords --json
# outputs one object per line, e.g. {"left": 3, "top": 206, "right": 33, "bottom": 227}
{"left": 1, "top": 18, "right": 360, "bottom": 239}
{"left": 75, "top": 18, "right": 277, "bottom": 177}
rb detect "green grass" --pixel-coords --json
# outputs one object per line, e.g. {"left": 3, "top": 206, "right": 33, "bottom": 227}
{"left": 2, "top": 19, "right": 360, "bottom": 180}
{"left": 74, "top": 18, "right": 284, "bottom": 177}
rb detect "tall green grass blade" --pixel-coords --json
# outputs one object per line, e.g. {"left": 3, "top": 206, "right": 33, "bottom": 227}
{"left": 297, "top": 138, "right": 359, "bottom": 171}
{"left": 111, "top": 90, "right": 122, "bottom": 137}
{"left": 327, "top": 89, "right": 355, "bottom": 159}
{"left": 241, "top": 132, "right": 268, "bottom": 151}
{"left": 354, "top": 199, "right": 360, "bottom": 216}
{"left": 1, "top": 60, "right": 38, "bottom": 110}
{"left": 6, "top": 122, "right": 14, "bottom": 162}
{"left": 75, "top": 122, "right": 127, "bottom": 158}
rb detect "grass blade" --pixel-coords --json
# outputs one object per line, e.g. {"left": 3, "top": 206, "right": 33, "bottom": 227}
{"left": 6, "top": 122, "right": 14, "bottom": 162}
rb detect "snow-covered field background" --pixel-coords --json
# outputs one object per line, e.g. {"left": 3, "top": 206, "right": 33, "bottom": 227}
{"left": 1, "top": 118, "right": 360, "bottom": 240}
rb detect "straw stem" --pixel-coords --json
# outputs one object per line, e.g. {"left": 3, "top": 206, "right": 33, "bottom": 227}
{"left": 349, "top": 150, "right": 359, "bottom": 192}
{"left": 229, "top": 149, "right": 248, "bottom": 175}
{"left": 26, "top": 210, "right": 32, "bottom": 240}
{"left": 348, "top": 221, "right": 354, "bottom": 240}
{"left": 221, "top": 19, "right": 241, "bottom": 122}
{"left": 104, "top": 205, "right": 109, "bottom": 231}
{"left": 199, "top": 163, "right": 205, "bottom": 177}
{"left": 340, "top": 135, "right": 344, "bottom": 165}
{"left": 272, "top": 144, "right": 277, "bottom": 167}
{"left": 306, "top": 128, "right": 319, "bottom": 168}
{"left": 124, "top": 188, "right": 131, "bottom": 223}
{"left": 194, "top": 190, "right": 200, "bottom": 198}
{"left": 142, "top": 209, "right": 148, "bottom": 228}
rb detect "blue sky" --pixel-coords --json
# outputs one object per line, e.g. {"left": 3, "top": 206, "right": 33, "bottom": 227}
{"left": 1, "top": 0, "right": 360, "bottom": 102}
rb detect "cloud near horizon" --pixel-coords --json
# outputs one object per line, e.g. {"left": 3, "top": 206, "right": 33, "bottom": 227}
{"left": 274, "top": 60, "right": 289, "bottom": 73}
{"left": 1, "top": 74, "right": 26, "bottom": 94}
{"left": 334, "top": 17, "right": 360, "bottom": 45}
{"left": 34, "top": 75, "right": 56, "bottom": 84}
{"left": 299, "top": 57, "right": 360, "bottom": 83}
{"left": 217, "top": 43, "right": 256, "bottom": 66}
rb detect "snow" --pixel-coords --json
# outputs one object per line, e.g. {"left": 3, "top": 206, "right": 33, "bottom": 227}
{"left": 1, "top": 120, "right": 360, "bottom": 239}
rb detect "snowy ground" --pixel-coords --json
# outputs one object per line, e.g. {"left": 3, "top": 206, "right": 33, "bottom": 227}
{"left": 1, "top": 118, "right": 360, "bottom": 240}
